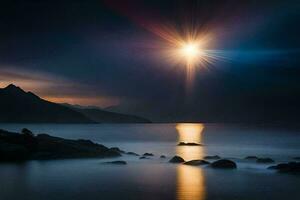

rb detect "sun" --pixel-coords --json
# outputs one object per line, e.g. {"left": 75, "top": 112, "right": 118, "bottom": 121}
{"left": 180, "top": 42, "right": 203, "bottom": 64}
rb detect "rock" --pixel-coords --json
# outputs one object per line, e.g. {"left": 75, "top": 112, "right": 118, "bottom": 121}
{"left": 21, "top": 128, "right": 34, "bottom": 137}
{"left": 184, "top": 160, "right": 210, "bottom": 166}
{"left": 268, "top": 162, "right": 300, "bottom": 173}
{"left": 143, "top": 153, "right": 154, "bottom": 156}
{"left": 160, "top": 155, "right": 166, "bottom": 159}
{"left": 127, "top": 152, "right": 139, "bottom": 156}
{"left": 177, "top": 142, "right": 202, "bottom": 146}
{"left": 139, "top": 156, "right": 149, "bottom": 159}
{"left": 256, "top": 158, "right": 274, "bottom": 163}
{"left": 103, "top": 161, "right": 127, "bottom": 165}
{"left": 169, "top": 156, "right": 185, "bottom": 163}
{"left": 204, "top": 155, "right": 221, "bottom": 160}
{"left": 293, "top": 157, "right": 300, "bottom": 160}
{"left": 0, "top": 129, "right": 121, "bottom": 161}
{"left": 210, "top": 159, "right": 237, "bottom": 169}
{"left": 245, "top": 156, "right": 258, "bottom": 160}
{"left": 110, "top": 147, "right": 125, "bottom": 154}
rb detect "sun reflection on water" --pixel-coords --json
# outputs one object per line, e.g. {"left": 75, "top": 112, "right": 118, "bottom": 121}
{"left": 177, "top": 165, "right": 206, "bottom": 200}
{"left": 176, "top": 123, "right": 205, "bottom": 160}
{"left": 175, "top": 123, "right": 206, "bottom": 200}
{"left": 176, "top": 123, "right": 204, "bottom": 144}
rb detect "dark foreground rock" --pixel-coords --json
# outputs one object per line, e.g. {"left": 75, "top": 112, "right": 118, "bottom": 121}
{"left": 210, "top": 159, "right": 237, "bottom": 169}
{"left": 143, "top": 153, "right": 154, "bottom": 156}
{"left": 184, "top": 160, "right": 210, "bottom": 166}
{"left": 0, "top": 129, "right": 121, "bottom": 161}
{"left": 293, "top": 157, "right": 300, "bottom": 160}
{"left": 103, "top": 161, "right": 127, "bottom": 165}
{"left": 256, "top": 158, "right": 274, "bottom": 163}
{"left": 268, "top": 162, "right": 300, "bottom": 173}
{"left": 204, "top": 155, "right": 221, "bottom": 160}
{"left": 169, "top": 156, "right": 185, "bottom": 163}
{"left": 177, "top": 142, "right": 202, "bottom": 146}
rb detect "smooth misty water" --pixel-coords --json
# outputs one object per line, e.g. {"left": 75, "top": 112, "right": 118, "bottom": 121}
{"left": 0, "top": 123, "right": 300, "bottom": 200}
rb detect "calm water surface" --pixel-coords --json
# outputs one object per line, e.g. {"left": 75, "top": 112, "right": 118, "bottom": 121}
{"left": 0, "top": 123, "right": 300, "bottom": 200}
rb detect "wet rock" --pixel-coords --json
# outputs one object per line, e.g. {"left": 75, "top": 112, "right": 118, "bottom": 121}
{"left": 184, "top": 159, "right": 210, "bottom": 166}
{"left": 143, "top": 153, "right": 154, "bottom": 156}
{"left": 256, "top": 158, "right": 274, "bottom": 163}
{"left": 268, "top": 162, "right": 300, "bottom": 173}
{"left": 169, "top": 156, "right": 185, "bottom": 163}
{"left": 127, "top": 152, "right": 139, "bottom": 156}
{"left": 103, "top": 161, "right": 127, "bottom": 165}
{"left": 211, "top": 159, "right": 237, "bottom": 169}
{"left": 160, "top": 155, "right": 166, "bottom": 159}
{"left": 204, "top": 155, "right": 221, "bottom": 160}
{"left": 245, "top": 156, "right": 258, "bottom": 160}
{"left": 177, "top": 142, "right": 202, "bottom": 146}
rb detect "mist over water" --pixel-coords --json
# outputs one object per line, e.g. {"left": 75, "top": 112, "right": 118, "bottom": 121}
{"left": 0, "top": 123, "right": 300, "bottom": 200}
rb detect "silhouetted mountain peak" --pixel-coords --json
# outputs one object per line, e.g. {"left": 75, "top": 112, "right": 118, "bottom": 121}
{"left": 3, "top": 84, "right": 25, "bottom": 93}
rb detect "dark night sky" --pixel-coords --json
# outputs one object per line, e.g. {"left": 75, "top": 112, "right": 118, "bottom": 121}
{"left": 0, "top": 0, "right": 299, "bottom": 122}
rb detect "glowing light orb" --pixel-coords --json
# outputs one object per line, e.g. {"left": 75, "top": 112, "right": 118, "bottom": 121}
{"left": 181, "top": 43, "right": 200, "bottom": 59}
{"left": 180, "top": 42, "right": 204, "bottom": 65}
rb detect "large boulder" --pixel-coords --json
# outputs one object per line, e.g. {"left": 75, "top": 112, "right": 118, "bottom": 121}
{"left": 268, "top": 162, "right": 300, "bottom": 173}
{"left": 211, "top": 159, "right": 237, "bottom": 169}
{"left": 184, "top": 160, "right": 210, "bottom": 166}
{"left": 169, "top": 156, "right": 185, "bottom": 163}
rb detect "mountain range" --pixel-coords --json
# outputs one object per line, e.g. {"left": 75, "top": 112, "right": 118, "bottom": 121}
{"left": 0, "top": 84, "right": 150, "bottom": 123}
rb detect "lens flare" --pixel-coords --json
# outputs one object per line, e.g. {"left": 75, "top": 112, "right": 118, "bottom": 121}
{"left": 180, "top": 42, "right": 204, "bottom": 65}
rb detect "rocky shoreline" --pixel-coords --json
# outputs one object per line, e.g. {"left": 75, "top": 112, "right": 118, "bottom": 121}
{"left": 1, "top": 128, "right": 299, "bottom": 174}
{"left": 0, "top": 128, "right": 121, "bottom": 161}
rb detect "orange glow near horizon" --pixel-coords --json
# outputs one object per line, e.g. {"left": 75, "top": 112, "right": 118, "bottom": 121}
{"left": 44, "top": 96, "right": 120, "bottom": 108}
